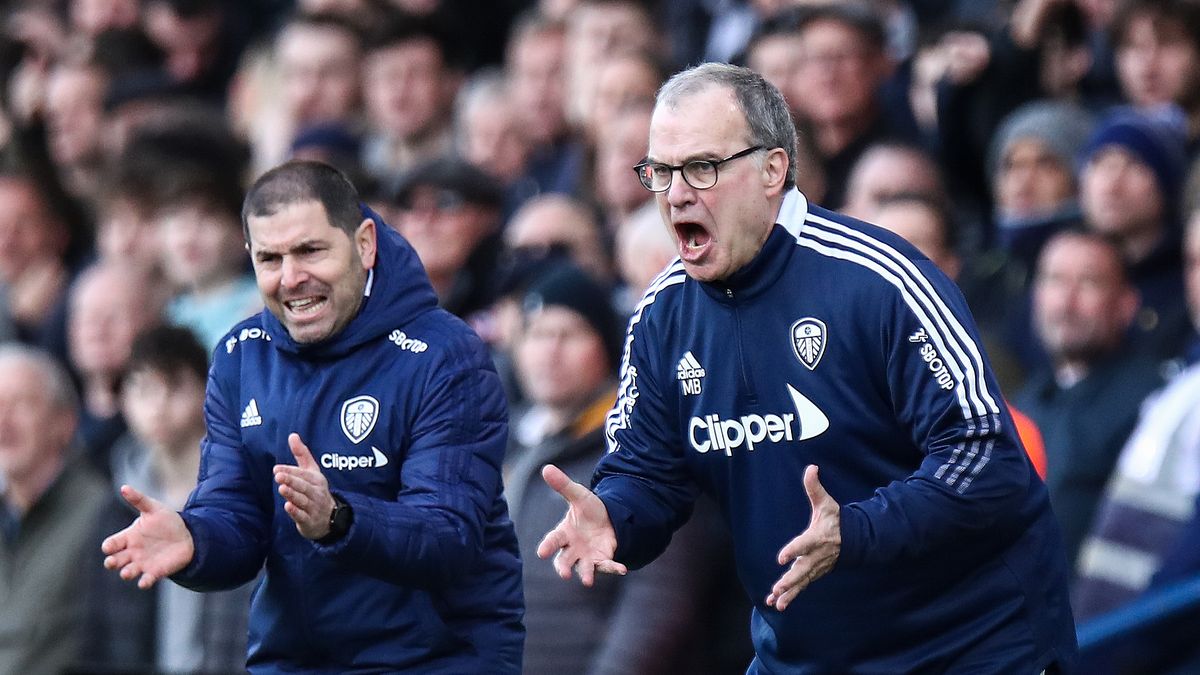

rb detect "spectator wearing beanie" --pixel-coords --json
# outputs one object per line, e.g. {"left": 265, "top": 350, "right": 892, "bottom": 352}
{"left": 502, "top": 263, "right": 747, "bottom": 675}
{"left": 509, "top": 264, "right": 622, "bottom": 452}
{"left": 988, "top": 100, "right": 1096, "bottom": 261}
{"left": 1078, "top": 105, "right": 1193, "bottom": 360}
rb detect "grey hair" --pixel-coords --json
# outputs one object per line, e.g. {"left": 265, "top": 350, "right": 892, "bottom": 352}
{"left": 455, "top": 67, "right": 512, "bottom": 148}
{"left": 655, "top": 62, "right": 798, "bottom": 190}
{"left": 0, "top": 345, "right": 80, "bottom": 414}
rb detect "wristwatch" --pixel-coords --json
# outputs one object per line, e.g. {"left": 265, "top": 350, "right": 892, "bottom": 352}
{"left": 318, "top": 493, "right": 353, "bottom": 545}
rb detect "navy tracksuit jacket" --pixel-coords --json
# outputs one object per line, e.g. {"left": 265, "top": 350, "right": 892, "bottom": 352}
{"left": 172, "top": 214, "right": 523, "bottom": 673}
{"left": 595, "top": 190, "right": 1078, "bottom": 673}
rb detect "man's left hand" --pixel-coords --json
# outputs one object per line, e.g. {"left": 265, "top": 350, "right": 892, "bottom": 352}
{"left": 766, "top": 465, "right": 840, "bottom": 611}
{"left": 275, "top": 433, "right": 336, "bottom": 540}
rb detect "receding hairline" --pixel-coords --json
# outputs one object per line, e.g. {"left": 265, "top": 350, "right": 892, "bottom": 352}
{"left": 650, "top": 62, "right": 798, "bottom": 190}
{"left": 655, "top": 77, "right": 734, "bottom": 111}
{"left": 650, "top": 82, "right": 752, "bottom": 146}
{"left": 242, "top": 160, "right": 363, "bottom": 238}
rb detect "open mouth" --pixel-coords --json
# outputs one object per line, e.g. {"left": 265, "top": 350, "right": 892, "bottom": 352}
{"left": 283, "top": 296, "right": 328, "bottom": 319}
{"left": 674, "top": 221, "right": 713, "bottom": 261}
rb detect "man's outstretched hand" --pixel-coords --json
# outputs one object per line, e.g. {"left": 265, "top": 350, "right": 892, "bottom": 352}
{"left": 766, "top": 465, "right": 841, "bottom": 611}
{"left": 101, "top": 485, "right": 195, "bottom": 589}
{"left": 536, "top": 464, "right": 627, "bottom": 586}
{"left": 274, "top": 433, "right": 336, "bottom": 540}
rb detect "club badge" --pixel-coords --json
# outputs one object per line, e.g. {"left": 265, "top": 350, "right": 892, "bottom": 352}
{"left": 791, "top": 318, "right": 826, "bottom": 370}
{"left": 340, "top": 395, "right": 379, "bottom": 444}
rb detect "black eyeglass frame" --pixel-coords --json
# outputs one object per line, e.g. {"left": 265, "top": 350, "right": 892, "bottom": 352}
{"left": 632, "top": 145, "right": 766, "bottom": 193}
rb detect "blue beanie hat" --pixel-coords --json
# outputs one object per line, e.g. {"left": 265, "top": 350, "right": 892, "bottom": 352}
{"left": 1081, "top": 106, "right": 1188, "bottom": 204}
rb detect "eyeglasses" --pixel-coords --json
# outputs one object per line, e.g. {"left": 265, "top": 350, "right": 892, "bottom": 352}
{"left": 633, "top": 145, "right": 764, "bottom": 192}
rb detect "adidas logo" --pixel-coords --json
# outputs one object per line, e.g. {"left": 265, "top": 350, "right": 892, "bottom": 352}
{"left": 677, "top": 351, "right": 705, "bottom": 396}
{"left": 240, "top": 399, "right": 262, "bottom": 428}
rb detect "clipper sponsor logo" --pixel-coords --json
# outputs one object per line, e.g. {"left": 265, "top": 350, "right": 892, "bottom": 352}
{"left": 341, "top": 395, "right": 379, "bottom": 444}
{"left": 321, "top": 446, "right": 390, "bottom": 471}
{"left": 676, "top": 351, "right": 705, "bottom": 395}
{"left": 388, "top": 330, "right": 428, "bottom": 353}
{"left": 791, "top": 318, "right": 826, "bottom": 370}
{"left": 919, "top": 343, "right": 956, "bottom": 391}
{"left": 689, "top": 384, "right": 829, "bottom": 456}
{"left": 225, "top": 327, "right": 272, "bottom": 353}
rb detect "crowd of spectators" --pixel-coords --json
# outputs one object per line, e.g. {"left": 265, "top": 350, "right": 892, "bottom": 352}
{"left": 2, "top": 0, "right": 1200, "bottom": 672}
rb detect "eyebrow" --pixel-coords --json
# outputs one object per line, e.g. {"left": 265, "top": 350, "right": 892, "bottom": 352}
{"left": 643, "top": 150, "right": 727, "bottom": 165}
{"left": 254, "top": 238, "right": 328, "bottom": 257}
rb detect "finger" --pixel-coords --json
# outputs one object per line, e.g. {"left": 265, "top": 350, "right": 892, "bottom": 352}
{"left": 278, "top": 484, "right": 312, "bottom": 511}
{"left": 541, "top": 464, "right": 593, "bottom": 505}
{"left": 101, "top": 532, "right": 125, "bottom": 556}
{"left": 120, "top": 484, "right": 158, "bottom": 515}
{"left": 595, "top": 560, "right": 628, "bottom": 576}
{"left": 803, "top": 465, "right": 830, "bottom": 508}
{"left": 768, "top": 559, "right": 813, "bottom": 610}
{"left": 274, "top": 465, "right": 317, "bottom": 482}
{"left": 283, "top": 500, "right": 307, "bottom": 522}
{"left": 104, "top": 550, "right": 132, "bottom": 571}
{"left": 288, "top": 433, "right": 319, "bottom": 471}
{"left": 137, "top": 572, "right": 158, "bottom": 590}
{"left": 578, "top": 559, "right": 596, "bottom": 587}
{"left": 553, "top": 548, "right": 579, "bottom": 581}
{"left": 777, "top": 534, "right": 813, "bottom": 565}
{"left": 275, "top": 470, "right": 309, "bottom": 495}
{"left": 765, "top": 580, "right": 790, "bottom": 609}
{"left": 773, "top": 582, "right": 804, "bottom": 611}
{"left": 536, "top": 528, "right": 567, "bottom": 560}
{"left": 119, "top": 562, "right": 142, "bottom": 581}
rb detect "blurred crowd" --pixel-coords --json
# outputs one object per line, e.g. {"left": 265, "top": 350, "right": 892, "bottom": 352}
{"left": 2, "top": 0, "right": 1200, "bottom": 673}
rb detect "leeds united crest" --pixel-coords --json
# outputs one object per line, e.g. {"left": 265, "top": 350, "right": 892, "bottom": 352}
{"left": 791, "top": 318, "right": 826, "bottom": 370}
{"left": 340, "top": 395, "right": 379, "bottom": 444}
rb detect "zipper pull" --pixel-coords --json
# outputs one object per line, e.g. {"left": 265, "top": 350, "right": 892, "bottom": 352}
{"left": 725, "top": 288, "right": 734, "bottom": 299}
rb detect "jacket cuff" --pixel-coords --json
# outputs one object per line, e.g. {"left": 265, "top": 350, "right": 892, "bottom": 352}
{"left": 169, "top": 511, "right": 207, "bottom": 586}
{"left": 837, "top": 504, "right": 868, "bottom": 569}
{"left": 311, "top": 490, "right": 366, "bottom": 556}
{"left": 596, "top": 492, "right": 636, "bottom": 563}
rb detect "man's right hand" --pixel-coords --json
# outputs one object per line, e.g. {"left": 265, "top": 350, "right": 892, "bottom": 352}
{"left": 101, "top": 485, "right": 195, "bottom": 589}
{"left": 535, "top": 464, "right": 627, "bottom": 587}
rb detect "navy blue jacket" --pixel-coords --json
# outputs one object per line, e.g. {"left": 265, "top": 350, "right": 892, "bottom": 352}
{"left": 172, "top": 214, "right": 523, "bottom": 673}
{"left": 595, "top": 190, "right": 1077, "bottom": 673}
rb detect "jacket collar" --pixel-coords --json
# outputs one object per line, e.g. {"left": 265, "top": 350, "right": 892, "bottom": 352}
{"left": 700, "top": 188, "right": 808, "bottom": 303}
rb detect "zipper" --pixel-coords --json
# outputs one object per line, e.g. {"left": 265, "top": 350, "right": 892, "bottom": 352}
{"left": 727, "top": 287, "right": 758, "bottom": 406}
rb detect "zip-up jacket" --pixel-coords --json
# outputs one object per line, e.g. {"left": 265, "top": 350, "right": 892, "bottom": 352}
{"left": 595, "top": 190, "right": 1077, "bottom": 673}
{"left": 172, "top": 211, "right": 524, "bottom": 674}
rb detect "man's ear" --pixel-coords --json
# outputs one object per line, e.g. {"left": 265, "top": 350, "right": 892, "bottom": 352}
{"left": 763, "top": 147, "right": 790, "bottom": 194}
{"left": 1118, "top": 286, "right": 1141, "bottom": 330}
{"left": 356, "top": 218, "right": 377, "bottom": 269}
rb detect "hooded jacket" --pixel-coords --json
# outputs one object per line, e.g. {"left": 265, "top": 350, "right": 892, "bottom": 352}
{"left": 594, "top": 190, "right": 1077, "bottom": 672}
{"left": 172, "top": 212, "right": 523, "bottom": 673}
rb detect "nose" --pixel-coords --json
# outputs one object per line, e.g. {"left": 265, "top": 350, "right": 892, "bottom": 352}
{"left": 665, "top": 168, "right": 697, "bottom": 208}
{"left": 280, "top": 256, "right": 308, "bottom": 289}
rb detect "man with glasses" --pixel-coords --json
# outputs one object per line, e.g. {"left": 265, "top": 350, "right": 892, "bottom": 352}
{"left": 537, "top": 63, "right": 1077, "bottom": 672}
